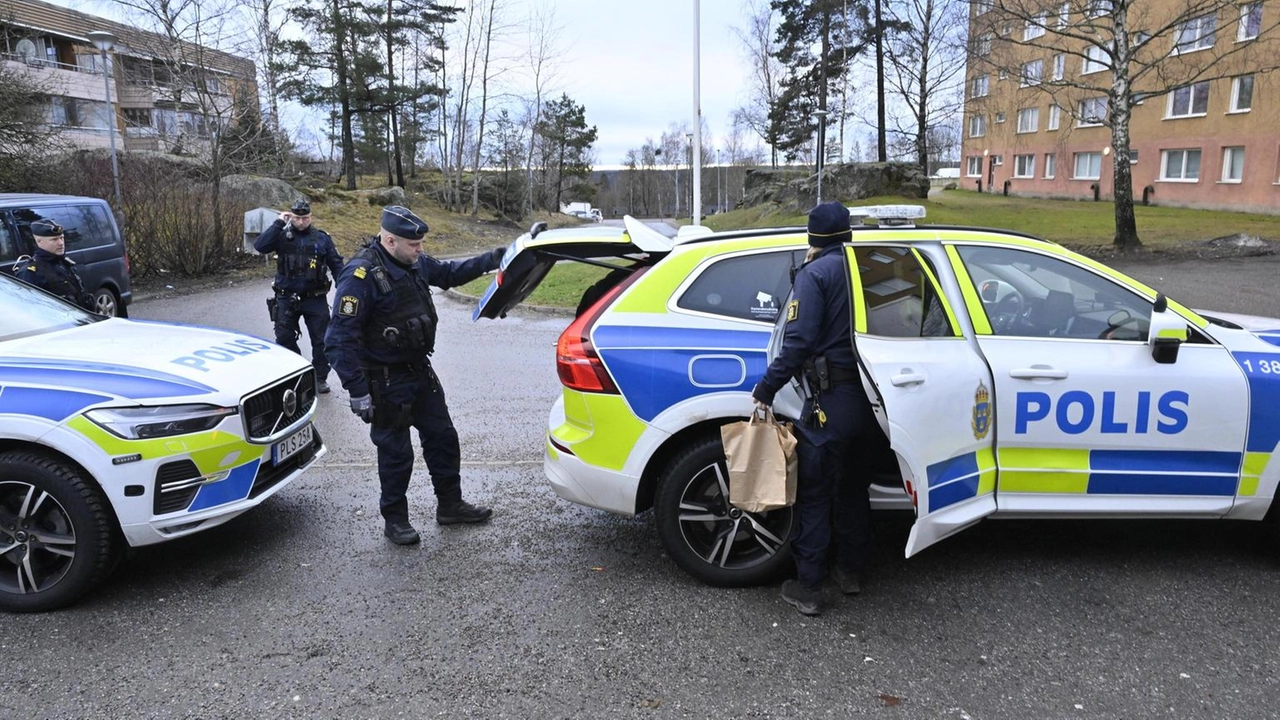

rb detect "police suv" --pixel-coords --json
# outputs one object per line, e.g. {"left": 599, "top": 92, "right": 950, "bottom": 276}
{"left": 0, "top": 274, "right": 324, "bottom": 611}
{"left": 474, "top": 210, "right": 1280, "bottom": 587}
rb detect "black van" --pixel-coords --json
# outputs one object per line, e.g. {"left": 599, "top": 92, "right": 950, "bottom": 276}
{"left": 0, "top": 194, "right": 131, "bottom": 317}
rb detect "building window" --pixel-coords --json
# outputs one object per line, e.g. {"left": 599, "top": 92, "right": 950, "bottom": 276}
{"left": 1044, "top": 153, "right": 1057, "bottom": 178}
{"left": 998, "top": 68, "right": 1008, "bottom": 80}
{"left": 1221, "top": 147, "right": 1245, "bottom": 182}
{"left": 969, "top": 115, "right": 987, "bottom": 137}
{"left": 995, "top": 112, "right": 1007, "bottom": 124}
{"left": 123, "top": 108, "right": 152, "bottom": 127}
{"left": 1078, "top": 97, "right": 1107, "bottom": 126}
{"left": 1074, "top": 152, "right": 1102, "bottom": 179}
{"left": 977, "top": 33, "right": 992, "bottom": 56}
{"left": 1083, "top": 45, "right": 1108, "bottom": 74}
{"left": 976, "top": 0, "right": 993, "bottom": 16}
{"left": 1025, "top": 15, "right": 1047, "bottom": 40}
{"left": 967, "top": 156, "right": 983, "bottom": 176}
{"left": 1129, "top": 149, "right": 1139, "bottom": 164}
{"left": 1230, "top": 75, "right": 1254, "bottom": 112}
{"left": 1161, "top": 149, "right": 1202, "bottom": 181}
{"left": 1086, "top": 0, "right": 1112, "bottom": 18}
{"left": 1174, "top": 14, "right": 1217, "bottom": 53}
{"left": 1057, "top": 1, "right": 1070, "bottom": 28}
{"left": 972, "top": 74, "right": 990, "bottom": 98}
{"left": 1053, "top": 54, "right": 1065, "bottom": 81}
{"left": 1168, "top": 82, "right": 1210, "bottom": 117}
{"left": 47, "top": 97, "right": 110, "bottom": 130}
{"left": 1238, "top": 3, "right": 1262, "bottom": 41}
{"left": 1048, "top": 104, "right": 1061, "bottom": 130}
{"left": 1017, "top": 107, "right": 1040, "bottom": 133}
{"left": 1021, "top": 59, "right": 1043, "bottom": 86}
{"left": 1014, "top": 154, "right": 1036, "bottom": 178}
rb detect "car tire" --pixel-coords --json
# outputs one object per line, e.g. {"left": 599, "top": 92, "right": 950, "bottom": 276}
{"left": 93, "top": 288, "right": 121, "bottom": 317}
{"left": 655, "top": 433, "right": 794, "bottom": 587}
{"left": 0, "top": 451, "right": 121, "bottom": 613}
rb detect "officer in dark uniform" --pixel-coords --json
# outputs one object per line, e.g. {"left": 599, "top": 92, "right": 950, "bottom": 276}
{"left": 325, "top": 205, "right": 505, "bottom": 546}
{"left": 254, "top": 199, "right": 344, "bottom": 394}
{"left": 15, "top": 218, "right": 95, "bottom": 312}
{"left": 752, "top": 201, "right": 878, "bottom": 616}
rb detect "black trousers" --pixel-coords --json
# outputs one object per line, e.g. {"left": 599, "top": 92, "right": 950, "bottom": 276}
{"left": 275, "top": 294, "right": 331, "bottom": 381}
{"left": 790, "top": 384, "right": 880, "bottom": 588}
{"left": 368, "top": 365, "right": 462, "bottom": 522}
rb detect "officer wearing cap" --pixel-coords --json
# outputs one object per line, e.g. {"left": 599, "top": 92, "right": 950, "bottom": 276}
{"left": 325, "top": 205, "right": 505, "bottom": 546}
{"left": 254, "top": 199, "right": 344, "bottom": 393}
{"left": 15, "top": 218, "right": 95, "bottom": 311}
{"left": 751, "top": 201, "right": 879, "bottom": 616}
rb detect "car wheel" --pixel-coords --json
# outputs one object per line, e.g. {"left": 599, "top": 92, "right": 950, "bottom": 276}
{"left": 655, "top": 434, "right": 794, "bottom": 587}
{"left": 93, "top": 288, "right": 120, "bottom": 317}
{"left": 0, "top": 451, "right": 121, "bottom": 613}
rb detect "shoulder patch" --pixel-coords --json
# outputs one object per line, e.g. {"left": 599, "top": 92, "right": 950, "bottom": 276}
{"left": 353, "top": 266, "right": 367, "bottom": 280}
{"left": 338, "top": 295, "right": 359, "bottom": 316}
{"left": 787, "top": 300, "right": 799, "bottom": 322}
{"left": 26, "top": 265, "right": 36, "bottom": 272}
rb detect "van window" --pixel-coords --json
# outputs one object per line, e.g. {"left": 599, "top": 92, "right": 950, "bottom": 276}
{"left": 0, "top": 222, "right": 16, "bottom": 264}
{"left": 12, "top": 205, "right": 90, "bottom": 251}
{"left": 677, "top": 249, "right": 806, "bottom": 323}
{"left": 80, "top": 204, "right": 116, "bottom": 249}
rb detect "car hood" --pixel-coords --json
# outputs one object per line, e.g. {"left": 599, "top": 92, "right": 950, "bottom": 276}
{"left": 1195, "top": 308, "right": 1280, "bottom": 334}
{"left": 0, "top": 318, "right": 307, "bottom": 403}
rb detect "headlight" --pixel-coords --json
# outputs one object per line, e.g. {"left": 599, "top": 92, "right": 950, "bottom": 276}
{"left": 86, "top": 404, "right": 238, "bottom": 439}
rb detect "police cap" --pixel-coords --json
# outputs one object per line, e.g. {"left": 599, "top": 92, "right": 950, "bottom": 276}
{"left": 807, "top": 201, "right": 851, "bottom": 248}
{"left": 30, "top": 218, "right": 64, "bottom": 238}
{"left": 290, "top": 199, "right": 312, "bottom": 217}
{"left": 381, "top": 205, "right": 428, "bottom": 241}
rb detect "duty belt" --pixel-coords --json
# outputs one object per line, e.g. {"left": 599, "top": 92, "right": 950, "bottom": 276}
{"left": 806, "top": 364, "right": 861, "bottom": 387}
{"left": 364, "top": 362, "right": 428, "bottom": 379}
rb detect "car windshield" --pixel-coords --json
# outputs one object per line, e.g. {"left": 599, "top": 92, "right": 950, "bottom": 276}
{"left": 0, "top": 274, "right": 102, "bottom": 341}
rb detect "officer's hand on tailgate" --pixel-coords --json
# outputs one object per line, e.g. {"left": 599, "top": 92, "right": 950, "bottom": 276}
{"left": 349, "top": 394, "right": 375, "bottom": 423}
{"left": 488, "top": 247, "right": 505, "bottom": 269}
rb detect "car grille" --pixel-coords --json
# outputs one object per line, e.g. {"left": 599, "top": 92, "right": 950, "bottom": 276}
{"left": 242, "top": 369, "right": 316, "bottom": 441}
{"left": 154, "top": 459, "right": 201, "bottom": 514}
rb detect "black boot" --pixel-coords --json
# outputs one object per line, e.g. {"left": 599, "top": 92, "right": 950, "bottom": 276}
{"left": 436, "top": 500, "right": 493, "bottom": 525}
{"left": 384, "top": 521, "right": 420, "bottom": 545}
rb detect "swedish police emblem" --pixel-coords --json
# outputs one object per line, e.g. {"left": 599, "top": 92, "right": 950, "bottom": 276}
{"left": 339, "top": 295, "right": 359, "bottom": 316}
{"left": 972, "top": 381, "right": 991, "bottom": 439}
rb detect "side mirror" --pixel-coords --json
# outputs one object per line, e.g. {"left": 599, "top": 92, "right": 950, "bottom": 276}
{"left": 1148, "top": 293, "right": 1186, "bottom": 364}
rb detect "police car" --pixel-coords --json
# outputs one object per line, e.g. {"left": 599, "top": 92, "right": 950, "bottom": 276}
{"left": 474, "top": 210, "right": 1280, "bottom": 587}
{"left": 0, "top": 274, "right": 324, "bottom": 611}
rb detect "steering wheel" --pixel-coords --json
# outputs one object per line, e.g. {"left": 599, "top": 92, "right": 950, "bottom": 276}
{"left": 989, "top": 289, "right": 1024, "bottom": 333}
{"left": 1099, "top": 313, "right": 1145, "bottom": 340}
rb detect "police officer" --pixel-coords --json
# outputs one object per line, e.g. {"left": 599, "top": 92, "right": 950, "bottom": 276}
{"left": 325, "top": 205, "right": 505, "bottom": 546}
{"left": 15, "top": 218, "right": 95, "bottom": 312}
{"left": 751, "top": 201, "right": 879, "bottom": 616}
{"left": 255, "top": 199, "right": 344, "bottom": 394}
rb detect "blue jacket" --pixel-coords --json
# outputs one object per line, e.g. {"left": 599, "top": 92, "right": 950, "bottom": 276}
{"left": 254, "top": 219, "right": 344, "bottom": 294}
{"left": 15, "top": 247, "right": 94, "bottom": 311}
{"left": 753, "top": 244, "right": 857, "bottom": 404}
{"left": 324, "top": 241, "right": 502, "bottom": 398}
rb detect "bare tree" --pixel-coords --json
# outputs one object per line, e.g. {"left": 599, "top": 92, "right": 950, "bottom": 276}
{"left": 883, "top": 0, "right": 967, "bottom": 172}
{"left": 971, "top": 0, "right": 1280, "bottom": 247}
{"left": 519, "top": 0, "right": 563, "bottom": 215}
{"left": 732, "top": 0, "right": 784, "bottom": 166}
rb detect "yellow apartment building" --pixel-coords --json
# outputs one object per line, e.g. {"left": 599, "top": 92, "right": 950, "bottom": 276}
{"left": 0, "top": 0, "right": 257, "bottom": 154}
{"left": 960, "top": 0, "right": 1279, "bottom": 214}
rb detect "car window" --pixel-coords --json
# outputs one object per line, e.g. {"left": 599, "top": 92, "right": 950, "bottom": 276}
{"left": 677, "top": 249, "right": 805, "bottom": 323}
{"left": 853, "top": 246, "right": 957, "bottom": 338}
{"left": 0, "top": 274, "right": 100, "bottom": 340}
{"left": 956, "top": 245, "right": 1152, "bottom": 340}
{"left": 13, "top": 205, "right": 90, "bottom": 252}
{"left": 80, "top": 204, "right": 116, "bottom": 250}
{"left": 0, "top": 220, "right": 16, "bottom": 264}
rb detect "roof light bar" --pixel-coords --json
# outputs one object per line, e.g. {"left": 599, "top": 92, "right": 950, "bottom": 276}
{"left": 848, "top": 204, "right": 927, "bottom": 227}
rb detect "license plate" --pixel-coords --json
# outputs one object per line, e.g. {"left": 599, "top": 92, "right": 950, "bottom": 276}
{"left": 272, "top": 424, "right": 314, "bottom": 465}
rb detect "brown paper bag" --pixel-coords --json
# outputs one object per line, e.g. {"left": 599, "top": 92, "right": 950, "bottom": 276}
{"left": 720, "top": 408, "right": 798, "bottom": 513}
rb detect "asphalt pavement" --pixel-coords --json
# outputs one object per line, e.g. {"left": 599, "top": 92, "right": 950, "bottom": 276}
{"left": 6, "top": 254, "right": 1280, "bottom": 719}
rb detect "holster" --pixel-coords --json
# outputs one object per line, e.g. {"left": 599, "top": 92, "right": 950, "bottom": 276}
{"left": 368, "top": 379, "right": 413, "bottom": 429}
{"left": 804, "top": 356, "right": 832, "bottom": 392}
{"left": 266, "top": 296, "right": 278, "bottom": 323}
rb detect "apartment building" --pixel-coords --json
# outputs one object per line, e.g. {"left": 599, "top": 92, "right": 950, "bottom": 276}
{"left": 0, "top": 0, "right": 257, "bottom": 154}
{"left": 960, "top": 0, "right": 1279, "bottom": 214}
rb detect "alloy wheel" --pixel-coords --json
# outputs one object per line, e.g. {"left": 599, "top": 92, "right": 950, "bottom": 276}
{"left": 676, "top": 459, "right": 792, "bottom": 571}
{"left": 0, "top": 481, "right": 77, "bottom": 596}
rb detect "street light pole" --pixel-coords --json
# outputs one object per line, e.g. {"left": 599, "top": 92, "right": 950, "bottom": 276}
{"left": 811, "top": 109, "right": 829, "bottom": 205}
{"left": 86, "top": 30, "right": 123, "bottom": 213}
{"left": 691, "top": 0, "right": 702, "bottom": 225}
{"left": 716, "top": 150, "right": 722, "bottom": 215}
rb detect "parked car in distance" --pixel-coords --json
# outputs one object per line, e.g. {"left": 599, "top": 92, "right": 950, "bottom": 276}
{"left": 0, "top": 194, "right": 131, "bottom": 317}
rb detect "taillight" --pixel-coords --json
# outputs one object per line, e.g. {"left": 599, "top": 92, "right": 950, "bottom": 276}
{"left": 124, "top": 252, "right": 131, "bottom": 275}
{"left": 555, "top": 267, "right": 647, "bottom": 394}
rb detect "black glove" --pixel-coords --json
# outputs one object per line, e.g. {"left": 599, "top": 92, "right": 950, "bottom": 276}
{"left": 488, "top": 247, "right": 506, "bottom": 270}
{"left": 751, "top": 380, "right": 777, "bottom": 407}
{"left": 349, "top": 394, "right": 375, "bottom": 423}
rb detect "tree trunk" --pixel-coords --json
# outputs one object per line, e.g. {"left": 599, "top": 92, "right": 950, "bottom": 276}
{"left": 333, "top": 0, "right": 356, "bottom": 190}
{"left": 1110, "top": 105, "right": 1140, "bottom": 248}
{"left": 875, "top": 0, "right": 887, "bottom": 162}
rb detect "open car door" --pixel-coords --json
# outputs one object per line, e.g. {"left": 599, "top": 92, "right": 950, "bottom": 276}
{"left": 472, "top": 216, "right": 673, "bottom": 321}
{"left": 843, "top": 244, "right": 999, "bottom": 557}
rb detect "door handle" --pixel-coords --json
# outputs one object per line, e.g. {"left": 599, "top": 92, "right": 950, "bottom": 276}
{"left": 890, "top": 373, "right": 926, "bottom": 387}
{"left": 1010, "top": 367, "right": 1068, "bottom": 380}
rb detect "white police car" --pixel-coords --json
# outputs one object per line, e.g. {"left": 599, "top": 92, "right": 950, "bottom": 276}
{"left": 475, "top": 211, "right": 1280, "bottom": 587}
{"left": 0, "top": 274, "right": 324, "bottom": 611}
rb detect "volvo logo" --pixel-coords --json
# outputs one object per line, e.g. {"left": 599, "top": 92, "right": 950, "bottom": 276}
{"left": 282, "top": 388, "right": 298, "bottom": 416}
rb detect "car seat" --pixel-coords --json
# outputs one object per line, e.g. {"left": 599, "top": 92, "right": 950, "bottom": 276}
{"left": 1042, "top": 289, "right": 1076, "bottom": 337}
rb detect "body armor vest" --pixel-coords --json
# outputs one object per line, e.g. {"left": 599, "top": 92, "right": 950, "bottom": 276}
{"left": 33, "top": 254, "right": 85, "bottom": 305}
{"left": 353, "top": 244, "right": 439, "bottom": 359}
{"left": 276, "top": 229, "right": 329, "bottom": 289}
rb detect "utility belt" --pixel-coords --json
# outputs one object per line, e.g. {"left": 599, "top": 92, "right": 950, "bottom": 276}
{"left": 363, "top": 361, "right": 430, "bottom": 380}
{"left": 803, "top": 356, "right": 859, "bottom": 392}
{"left": 364, "top": 362, "right": 435, "bottom": 427}
{"left": 273, "top": 286, "right": 329, "bottom": 299}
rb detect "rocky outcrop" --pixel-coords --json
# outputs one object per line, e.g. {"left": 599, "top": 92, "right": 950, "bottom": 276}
{"left": 221, "top": 174, "right": 304, "bottom": 209}
{"left": 367, "top": 186, "right": 407, "bottom": 206}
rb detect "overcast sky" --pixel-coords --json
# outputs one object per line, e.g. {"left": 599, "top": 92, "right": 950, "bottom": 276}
{"left": 61, "top": 0, "right": 760, "bottom": 168}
